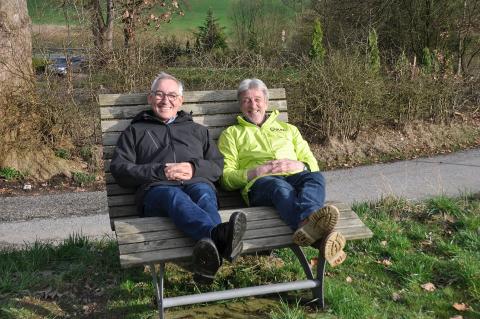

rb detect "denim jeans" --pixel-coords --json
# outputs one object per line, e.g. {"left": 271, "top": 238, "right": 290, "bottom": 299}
{"left": 248, "top": 171, "right": 326, "bottom": 230}
{"left": 143, "top": 183, "right": 220, "bottom": 240}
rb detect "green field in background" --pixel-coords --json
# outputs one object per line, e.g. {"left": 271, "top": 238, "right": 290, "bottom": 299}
{"left": 27, "top": 0, "right": 234, "bottom": 34}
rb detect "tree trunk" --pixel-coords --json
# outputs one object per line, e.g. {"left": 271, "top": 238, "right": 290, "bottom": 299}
{"left": 0, "top": 0, "right": 33, "bottom": 94}
{"left": 88, "top": 0, "right": 114, "bottom": 61}
{"left": 0, "top": 0, "right": 79, "bottom": 181}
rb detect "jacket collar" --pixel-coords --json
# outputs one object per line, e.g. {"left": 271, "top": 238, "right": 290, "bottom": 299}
{"left": 237, "top": 109, "right": 279, "bottom": 128}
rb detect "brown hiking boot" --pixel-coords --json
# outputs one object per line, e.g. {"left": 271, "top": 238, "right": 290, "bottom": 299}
{"left": 292, "top": 205, "right": 339, "bottom": 246}
{"left": 318, "top": 231, "right": 347, "bottom": 267}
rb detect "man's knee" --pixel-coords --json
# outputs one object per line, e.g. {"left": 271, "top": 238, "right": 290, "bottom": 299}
{"left": 271, "top": 183, "right": 294, "bottom": 197}
{"left": 306, "top": 171, "right": 325, "bottom": 185}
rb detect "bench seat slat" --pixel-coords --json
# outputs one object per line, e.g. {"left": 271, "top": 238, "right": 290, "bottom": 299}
{"left": 118, "top": 224, "right": 373, "bottom": 268}
{"left": 119, "top": 235, "right": 295, "bottom": 267}
{"left": 119, "top": 225, "right": 295, "bottom": 255}
{"left": 118, "top": 221, "right": 373, "bottom": 256}
{"left": 114, "top": 206, "right": 357, "bottom": 234}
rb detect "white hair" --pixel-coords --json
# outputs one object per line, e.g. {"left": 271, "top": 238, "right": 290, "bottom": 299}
{"left": 150, "top": 72, "right": 184, "bottom": 96}
{"left": 237, "top": 78, "right": 269, "bottom": 101}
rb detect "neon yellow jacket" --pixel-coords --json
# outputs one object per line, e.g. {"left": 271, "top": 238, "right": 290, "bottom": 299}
{"left": 218, "top": 109, "right": 319, "bottom": 204}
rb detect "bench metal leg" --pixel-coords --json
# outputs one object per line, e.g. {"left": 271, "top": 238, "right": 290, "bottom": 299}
{"left": 290, "top": 245, "right": 325, "bottom": 309}
{"left": 150, "top": 263, "right": 165, "bottom": 319}
{"left": 316, "top": 253, "right": 326, "bottom": 309}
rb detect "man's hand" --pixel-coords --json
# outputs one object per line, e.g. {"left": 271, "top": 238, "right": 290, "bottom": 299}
{"left": 164, "top": 162, "right": 194, "bottom": 181}
{"left": 247, "top": 159, "right": 305, "bottom": 181}
{"left": 247, "top": 162, "right": 273, "bottom": 181}
{"left": 269, "top": 159, "right": 305, "bottom": 174}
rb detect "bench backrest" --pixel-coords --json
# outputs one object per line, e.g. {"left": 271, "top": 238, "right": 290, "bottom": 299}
{"left": 99, "top": 89, "right": 287, "bottom": 226}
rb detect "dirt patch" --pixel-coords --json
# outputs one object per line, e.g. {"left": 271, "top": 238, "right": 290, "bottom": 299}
{"left": 311, "top": 118, "right": 480, "bottom": 170}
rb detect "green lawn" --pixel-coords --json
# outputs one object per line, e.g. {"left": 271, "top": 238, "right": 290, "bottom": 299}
{"left": 28, "top": 0, "right": 234, "bottom": 34}
{"left": 1, "top": 195, "right": 479, "bottom": 318}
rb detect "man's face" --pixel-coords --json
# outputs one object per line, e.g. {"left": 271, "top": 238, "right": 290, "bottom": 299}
{"left": 148, "top": 78, "right": 184, "bottom": 122}
{"left": 240, "top": 88, "right": 268, "bottom": 125}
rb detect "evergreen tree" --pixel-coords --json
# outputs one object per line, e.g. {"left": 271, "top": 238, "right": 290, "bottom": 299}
{"left": 422, "top": 47, "right": 433, "bottom": 73}
{"left": 368, "top": 28, "right": 381, "bottom": 73}
{"left": 194, "top": 8, "right": 228, "bottom": 52}
{"left": 309, "top": 19, "right": 325, "bottom": 63}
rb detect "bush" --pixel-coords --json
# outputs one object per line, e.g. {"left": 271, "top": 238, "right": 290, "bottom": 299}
{"left": 32, "top": 57, "right": 49, "bottom": 74}
{"left": 0, "top": 167, "right": 24, "bottom": 181}
{"left": 55, "top": 148, "right": 71, "bottom": 159}
{"left": 72, "top": 172, "right": 95, "bottom": 186}
{"left": 295, "top": 51, "right": 385, "bottom": 141}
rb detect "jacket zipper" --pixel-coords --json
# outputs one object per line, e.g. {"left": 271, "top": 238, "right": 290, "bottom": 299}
{"left": 166, "top": 125, "right": 177, "bottom": 163}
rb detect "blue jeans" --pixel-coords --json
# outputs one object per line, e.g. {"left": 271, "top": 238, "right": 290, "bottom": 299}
{"left": 143, "top": 183, "right": 220, "bottom": 240}
{"left": 248, "top": 171, "right": 326, "bottom": 230}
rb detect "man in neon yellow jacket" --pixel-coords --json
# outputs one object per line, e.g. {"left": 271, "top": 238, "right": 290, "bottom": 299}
{"left": 218, "top": 78, "right": 346, "bottom": 267}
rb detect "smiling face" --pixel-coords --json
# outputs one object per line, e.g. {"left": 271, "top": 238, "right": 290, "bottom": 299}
{"left": 239, "top": 88, "right": 268, "bottom": 125}
{"left": 148, "top": 78, "right": 184, "bottom": 122}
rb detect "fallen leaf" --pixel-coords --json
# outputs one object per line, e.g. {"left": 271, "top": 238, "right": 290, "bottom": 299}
{"left": 376, "top": 259, "right": 392, "bottom": 266}
{"left": 392, "top": 292, "right": 401, "bottom": 301}
{"left": 421, "top": 282, "right": 436, "bottom": 292}
{"left": 380, "top": 240, "right": 388, "bottom": 247}
{"left": 453, "top": 303, "right": 470, "bottom": 311}
{"left": 309, "top": 257, "right": 318, "bottom": 267}
{"left": 346, "top": 276, "right": 353, "bottom": 283}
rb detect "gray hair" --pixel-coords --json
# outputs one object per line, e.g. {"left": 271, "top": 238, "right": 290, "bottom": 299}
{"left": 237, "top": 78, "right": 269, "bottom": 101}
{"left": 150, "top": 72, "right": 184, "bottom": 96}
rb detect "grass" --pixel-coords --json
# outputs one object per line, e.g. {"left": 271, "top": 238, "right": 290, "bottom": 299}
{"left": 1, "top": 195, "right": 479, "bottom": 318}
{"left": 0, "top": 167, "right": 24, "bottom": 181}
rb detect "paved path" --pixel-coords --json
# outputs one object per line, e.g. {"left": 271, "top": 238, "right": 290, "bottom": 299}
{"left": 1, "top": 148, "right": 479, "bottom": 247}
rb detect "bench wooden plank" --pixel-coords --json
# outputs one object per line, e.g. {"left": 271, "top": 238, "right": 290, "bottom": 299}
{"left": 101, "top": 112, "right": 288, "bottom": 135}
{"left": 107, "top": 200, "right": 354, "bottom": 220}
{"left": 115, "top": 211, "right": 370, "bottom": 247}
{"left": 102, "top": 126, "right": 227, "bottom": 147}
{"left": 118, "top": 223, "right": 373, "bottom": 268}
{"left": 100, "top": 101, "right": 287, "bottom": 120}
{"left": 118, "top": 220, "right": 371, "bottom": 256}
{"left": 99, "top": 88, "right": 286, "bottom": 106}
{"left": 119, "top": 235, "right": 295, "bottom": 267}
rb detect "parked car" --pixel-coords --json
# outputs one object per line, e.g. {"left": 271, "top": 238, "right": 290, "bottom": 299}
{"left": 46, "top": 56, "right": 85, "bottom": 76}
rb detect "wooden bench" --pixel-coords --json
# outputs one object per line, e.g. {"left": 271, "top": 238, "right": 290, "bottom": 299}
{"left": 99, "top": 89, "right": 373, "bottom": 319}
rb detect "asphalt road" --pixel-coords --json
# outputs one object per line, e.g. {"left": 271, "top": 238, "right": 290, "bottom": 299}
{"left": 1, "top": 148, "right": 479, "bottom": 247}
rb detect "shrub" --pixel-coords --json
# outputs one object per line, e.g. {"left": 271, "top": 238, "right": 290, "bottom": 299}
{"left": 295, "top": 50, "right": 385, "bottom": 141}
{"left": 0, "top": 167, "right": 24, "bottom": 181}
{"left": 72, "top": 172, "right": 95, "bottom": 186}
{"left": 55, "top": 148, "right": 71, "bottom": 159}
{"left": 309, "top": 19, "right": 325, "bottom": 63}
{"left": 32, "top": 56, "right": 49, "bottom": 74}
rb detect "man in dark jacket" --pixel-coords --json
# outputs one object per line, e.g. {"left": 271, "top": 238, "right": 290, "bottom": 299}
{"left": 110, "top": 72, "right": 246, "bottom": 281}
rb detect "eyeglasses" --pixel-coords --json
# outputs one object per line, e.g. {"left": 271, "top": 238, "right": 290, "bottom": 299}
{"left": 151, "top": 91, "right": 179, "bottom": 101}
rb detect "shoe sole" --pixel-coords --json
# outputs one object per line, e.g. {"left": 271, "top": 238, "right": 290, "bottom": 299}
{"left": 226, "top": 211, "right": 247, "bottom": 262}
{"left": 322, "top": 231, "right": 347, "bottom": 267}
{"left": 292, "top": 205, "right": 339, "bottom": 246}
{"left": 192, "top": 238, "right": 221, "bottom": 277}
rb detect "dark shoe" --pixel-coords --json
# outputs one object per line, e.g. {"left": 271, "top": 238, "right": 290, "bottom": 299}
{"left": 211, "top": 211, "right": 247, "bottom": 262}
{"left": 192, "top": 238, "right": 222, "bottom": 277}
